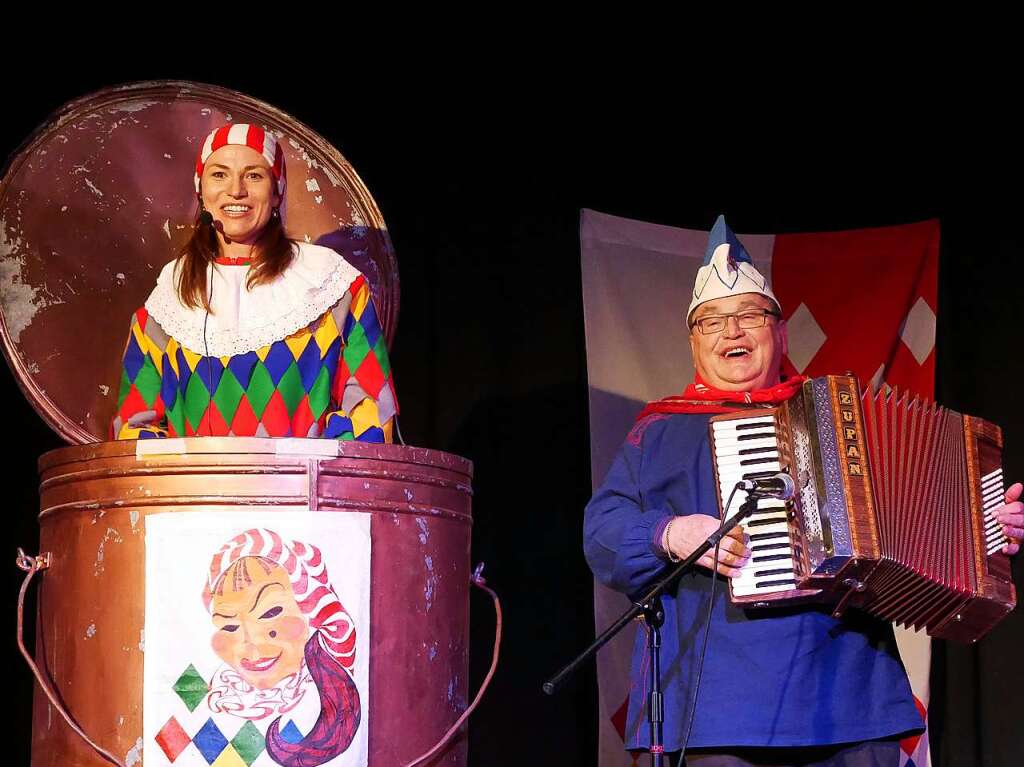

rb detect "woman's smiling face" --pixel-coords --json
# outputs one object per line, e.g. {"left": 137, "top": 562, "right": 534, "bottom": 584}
{"left": 210, "top": 558, "right": 309, "bottom": 689}
{"left": 199, "top": 144, "right": 280, "bottom": 247}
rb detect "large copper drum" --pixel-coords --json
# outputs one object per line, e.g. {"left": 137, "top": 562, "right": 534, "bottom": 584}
{"left": 33, "top": 438, "right": 472, "bottom": 766}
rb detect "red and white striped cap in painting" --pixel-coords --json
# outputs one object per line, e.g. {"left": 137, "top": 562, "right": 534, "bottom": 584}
{"left": 202, "top": 527, "right": 357, "bottom": 671}
{"left": 194, "top": 123, "right": 287, "bottom": 196}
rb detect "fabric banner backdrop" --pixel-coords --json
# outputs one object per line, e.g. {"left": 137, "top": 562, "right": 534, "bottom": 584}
{"left": 144, "top": 511, "right": 371, "bottom": 767}
{"left": 580, "top": 209, "right": 939, "bottom": 767}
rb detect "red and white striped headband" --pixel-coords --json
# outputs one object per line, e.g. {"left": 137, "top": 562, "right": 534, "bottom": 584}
{"left": 194, "top": 124, "right": 287, "bottom": 197}
{"left": 202, "top": 528, "right": 356, "bottom": 671}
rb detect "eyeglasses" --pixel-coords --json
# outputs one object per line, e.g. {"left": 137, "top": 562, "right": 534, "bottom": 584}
{"left": 690, "top": 309, "right": 781, "bottom": 335}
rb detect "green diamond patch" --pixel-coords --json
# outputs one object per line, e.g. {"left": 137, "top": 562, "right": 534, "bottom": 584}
{"left": 172, "top": 663, "right": 209, "bottom": 712}
{"left": 231, "top": 720, "right": 266, "bottom": 765}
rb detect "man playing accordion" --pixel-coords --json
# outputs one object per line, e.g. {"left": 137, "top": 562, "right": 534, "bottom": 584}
{"left": 583, "top": 216, "right": 1023, "bottom": 766}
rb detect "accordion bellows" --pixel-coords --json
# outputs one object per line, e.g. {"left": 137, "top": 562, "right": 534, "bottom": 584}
{"left": 709, "top": 375, "right": 1016, "bottom": 643}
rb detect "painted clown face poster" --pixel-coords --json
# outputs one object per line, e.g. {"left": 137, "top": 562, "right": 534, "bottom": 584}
{"left": 144, "top": 511, "right": 371, "bottom": 766}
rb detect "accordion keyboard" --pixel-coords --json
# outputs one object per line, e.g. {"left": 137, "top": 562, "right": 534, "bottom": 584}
{"left": 711, "top": 415, "right": 796, "bottom": 597}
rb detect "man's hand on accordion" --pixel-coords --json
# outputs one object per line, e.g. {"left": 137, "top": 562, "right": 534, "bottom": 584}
{"left": 994, "top": 482, "right": 1024, "bottom": 555}
{"left": 661, "top": 514, "right": 751, "bottom": 578}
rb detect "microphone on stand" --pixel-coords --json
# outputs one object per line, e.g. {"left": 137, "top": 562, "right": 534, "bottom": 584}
{"left": 736, "top": 473, "right": 796, "bottom": 500}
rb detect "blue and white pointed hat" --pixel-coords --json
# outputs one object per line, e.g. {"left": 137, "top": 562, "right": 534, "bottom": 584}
{"left": 687, "top": 215, "right": 780, "bottom": 322}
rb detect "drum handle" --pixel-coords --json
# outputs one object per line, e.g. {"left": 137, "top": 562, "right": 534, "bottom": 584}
{"left": 403, "top": 562, "right": 503, "bottom": 767}
{"left": 16, "top": 549, "right": 127, "bottom": 767}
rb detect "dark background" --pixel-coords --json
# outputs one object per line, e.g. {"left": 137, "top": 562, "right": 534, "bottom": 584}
{"left": 3, "top": 67, "right": 1022, "bottom": 766}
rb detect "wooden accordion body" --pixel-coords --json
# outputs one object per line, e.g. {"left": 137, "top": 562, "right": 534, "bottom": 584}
{"left": 709, "top": 375, "right": 1016, "bottom": 643}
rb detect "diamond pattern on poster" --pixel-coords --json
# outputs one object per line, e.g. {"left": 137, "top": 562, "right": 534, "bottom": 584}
{"left": 173, "top": 663, "right": 210, "bottom": 712}
{"left": 279, "top": 720, "right": 304, "bottom": 744}
{"left": 193, "top": 718, "right": 229, "bottom": 764}
{"left": 210, "top": 745, "right": 248, "bottom": 767}
{"left": 155, "top": 715, "right": 192, "bottom": 762}
{"left": 230, "top": 721, "right": 266, "bottom": 766}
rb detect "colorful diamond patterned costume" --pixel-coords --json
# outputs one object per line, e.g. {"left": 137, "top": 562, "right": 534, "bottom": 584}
{"left": 112, "top": 243, "right": 397, "bottom": 442}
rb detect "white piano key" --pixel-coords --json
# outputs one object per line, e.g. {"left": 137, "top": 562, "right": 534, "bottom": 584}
{"left": 718, "top": 462, "right": 784, "bottom": 485}
{"left": 712, "top": 417, "right": 775, "bottom": 431}
{"left": 714, "top": 433, "right": 780, "bottom": 446}
{"left": 715, "top": 450, "right": 781, "bottom": 467}
{"left": 750, "top": 558, "right": 795, "bottom": 575}
{"left": 738, "top": 462, "right": 783, "bottom": 474}
{"left": 732, "top": 580, "right": 796, "bottom": 597}
{"left": 744, "top": 522, "right": 789, "bottom": 537}
{"left": 713, "top": 425, "right": 777, "bottom": 438}
{"left": 713, "top": 439, "right": 780, "bottom": 456}
{"left": 747, "top": 542, "right": 791, "bottom": 556}
{"left": 713, "top": 424, "right": 777, "bottom": 436}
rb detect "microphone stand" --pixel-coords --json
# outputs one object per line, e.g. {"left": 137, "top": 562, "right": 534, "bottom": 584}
{"left": 543, "top": 490, "right": 767, "bottom": 765}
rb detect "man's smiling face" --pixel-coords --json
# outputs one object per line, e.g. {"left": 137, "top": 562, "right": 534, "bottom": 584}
{"left": 688, "top": 293, "right": 787, "bottom": 392}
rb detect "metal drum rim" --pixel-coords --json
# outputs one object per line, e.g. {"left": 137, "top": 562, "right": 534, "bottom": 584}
{"left": 37, "top": 436, "right": 473, "bottom": 478}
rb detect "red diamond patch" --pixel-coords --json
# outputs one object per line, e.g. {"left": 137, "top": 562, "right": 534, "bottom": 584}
{"left": 155, "top": 715, "right": 191, "bottom": 762}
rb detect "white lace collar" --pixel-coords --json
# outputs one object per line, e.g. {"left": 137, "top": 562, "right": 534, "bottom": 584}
{"left": 144, "top": 242, "right": 361, "bottom": 357}
{"left": 206, "top": 661, "right": 316, "bottom": 721}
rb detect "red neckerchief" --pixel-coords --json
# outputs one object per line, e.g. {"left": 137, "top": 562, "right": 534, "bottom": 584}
{"left": 214, "top": 255, "right": 252, "bottom": 266}
{"left": 635, "top": 373, "right": 807, "bottom": 420}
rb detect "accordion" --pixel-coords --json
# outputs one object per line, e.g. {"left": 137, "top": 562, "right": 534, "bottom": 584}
{"left": 708, "top": 375, "right": 1016, "bottom": 643}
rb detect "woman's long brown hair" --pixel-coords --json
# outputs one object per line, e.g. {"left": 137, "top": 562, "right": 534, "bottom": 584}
{"left": 175, "top": 210, "right": 297, "bottom": 312}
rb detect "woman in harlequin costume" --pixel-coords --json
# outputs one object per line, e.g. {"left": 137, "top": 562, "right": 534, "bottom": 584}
{"left": 112, "top": 123, "right": 397, "bottom": 442}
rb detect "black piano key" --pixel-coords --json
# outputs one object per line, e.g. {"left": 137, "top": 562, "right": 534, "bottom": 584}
{"left": 737, "top": 431, "right": 776, "bottom": 441}
{"left": 738, "top": 446, "right": 779, "bottom": 456}
{"left": 750, "top": 532, "right": 789, "bottom": 542}
{"left": 742, "top": 470, "right": 783, "bottom": 480}
{"left": 751, "top": 542, "right": 791, "bottom": 552}
{"left": 755, "top": 579, "right": 797, "bottom": 589}
{"left": 753, "top": 561, "right": 790, "bottom": 573}
{"left": 753, "top": 553, "right": 792, "bottom": 563}
{"left": 748, "top": 517, "right": 787, "bottom": 528}
{"left": 740, "top": 457, "right": 781, "bottom": 466}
